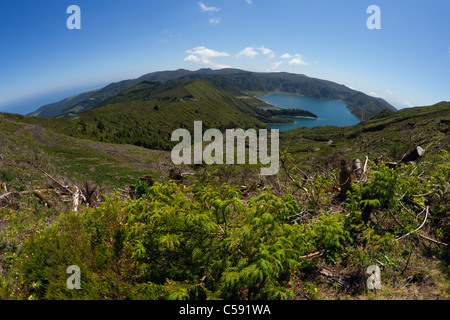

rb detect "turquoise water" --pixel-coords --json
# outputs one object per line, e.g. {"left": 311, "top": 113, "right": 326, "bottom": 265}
{"left": 257, "top": 93, "right": 360, "bottom": 131}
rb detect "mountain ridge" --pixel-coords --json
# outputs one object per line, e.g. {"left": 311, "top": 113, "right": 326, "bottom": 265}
{"left": 19, "top": 79, "right": 271, "bottom": 150}
{"left": 29, "top": 68, "right": 396, "bottom": 120}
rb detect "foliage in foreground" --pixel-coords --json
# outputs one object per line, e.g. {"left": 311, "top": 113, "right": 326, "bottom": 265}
{"left": 0, "top": 151, "right": 449, "bottom": 300}
{"left": 1, "top": 180, "right": 348, "bottom": 300}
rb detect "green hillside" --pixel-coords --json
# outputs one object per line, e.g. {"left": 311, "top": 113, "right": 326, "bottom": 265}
{"left": 180, "top": 70, "right": 396, "bottom": 120}
{"left": 76, "top": 79, "right": 270, "bottom": 150}
{"left": 11, "top": 80, "right": 274, "bottom": 150}
{"left": 281, "top": 101, "right": 450, "bottom": 161}
{"left": 28, "top": 69, "right": 396, "bottom": 120}
{"left": 0, "top": 113, "right": 169, "bottom": 190}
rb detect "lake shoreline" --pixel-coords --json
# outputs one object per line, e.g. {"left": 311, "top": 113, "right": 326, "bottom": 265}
{"left": 252, "top": 95, "right": 283, "bottom": 110}
{"left": 271, "top": 115, "right": 318, "bottom": 120}
{"left": 255, "top": 92, "right": 360, "bottom": 131}
{"left": 268, "top": 116, "right": 318, "bottom": 125}
{"left": 292, "top": 116, "right": 317, "bottom": 119}
{"left": 254, "top": 92, "right": 357, "bottom": 121}
{"left": 254, "top": 94, "right": 319, "bottom": 120}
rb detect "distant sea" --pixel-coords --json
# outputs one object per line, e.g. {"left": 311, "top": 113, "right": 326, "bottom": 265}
{"left": 257, "top": 93, "right": 360, "bottom": 131}
{"left": 0, "top": 83, "right": 109, "bottom": 116}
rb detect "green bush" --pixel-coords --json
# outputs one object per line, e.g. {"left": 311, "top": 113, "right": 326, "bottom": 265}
{"left": 4, "top": 150, "right": 449, "bottom": 300}
{"left": 9, "top": 181, "right": 317, "bottom": 300}
{"left": 0, "top": 171, "right": 14, "bottom": 182}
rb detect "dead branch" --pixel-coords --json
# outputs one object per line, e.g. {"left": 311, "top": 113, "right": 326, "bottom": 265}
{"left": 396, "top": 206, "right": 429, "bottom": 241}
{"left": 0, "top": 189, "right": 52, "bottom": 206}
{"left": 1, "top": 190, "right": 47, "bottom": 200}
{"left": 0, "top": 192, "right": 20, "bottom": 202}
{"left": 412, "top": 191, "right": 436, "bottom": 198}
{"left": 359, "top": 156, "right": 369, "bottom": 182}
{"left": 416, "top": 233, "right": 448, "bottom": 247}
{"left": 280, "top": 156, "right": 295, "bottom": 182}
{"left": 300, "top": 251, "right": 324, "bottom": 259}
{"left": 73, "top": 186, "right": 80, "bottom": 214}
{"left": 363, "top": 156, "right": 369, "bottom": 174}
{"left": 33, "top": 165, "right": 72, "bottom": 195}
{"left": 158, "top": 153, "right": 170, "bottom": 178}
{"left": 394, "top": 206, "right": 449, "bottom": 246}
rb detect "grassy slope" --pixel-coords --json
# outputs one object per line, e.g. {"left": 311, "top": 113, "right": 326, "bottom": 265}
{"left": 7, "top": 80, "right": 271, "bottom": 151}
{"left": 179, "top": 70, "right": 396, "bottom": 120}
{"left": 5, "top": 101, "right": 449, "bottom": 188}
{"left": 0, "top": 113, "right": 171, "bottom": 191}
{"left": 27, "top": 69, "right": 199, "bottom": 118}
{"left": 281, "top": 101, "right": 450, "bottom": 163}
{"left": 76, "top": 79, "right": 269, "bottom": 149}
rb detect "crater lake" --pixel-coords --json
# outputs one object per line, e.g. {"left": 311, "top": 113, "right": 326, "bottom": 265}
{"left": 257, "top": 93, "right": 360, "bottom": 131}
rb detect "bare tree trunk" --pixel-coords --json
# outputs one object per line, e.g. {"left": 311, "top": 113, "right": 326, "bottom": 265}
{"left": 401, "top": 146, "right": 425, "bottom": 163}
{"left": 73, "top": 186, "right": 80, "bottom": 214}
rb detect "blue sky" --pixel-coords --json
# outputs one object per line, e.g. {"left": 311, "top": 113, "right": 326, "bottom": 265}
{"left": 0, "top": 0, "right": 449, "bottom": 114}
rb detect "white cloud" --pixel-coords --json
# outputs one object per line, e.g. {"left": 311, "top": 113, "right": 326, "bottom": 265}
{"left": 158, "top": 29, "right": 181, "bottom": 43}
{"left": 269, "top": 61, "right": 284, "bottom": 71}
{"left": 184, "top": 46, "right": 231, "bottom": 69}
{"left": 199, "top": 2, "right": 221, "bottom": 26}
{"left": 237, "top": 47, "right": 259, "bottom": 58}
{"left": 209, "top": 17, "right": 221, "bottom": 25}
{"left": 367, "top": 89, "right": 414, "bottom": 109}
{"left": 186, "top": 46, "right": 230, "bottom": 59}
{"left": 236, "top": 45, "right": 275, "bottom": 59}
{"left": 281, "top": 53, "right": 309, "bottom": 66}
{"left": 288, "top": 54, "right": 309, "bottom": 66}
{"left": 258, "top": 46, "right": 275, "bottom": 59}
{"left": 246, "top": 0, "right": 252, "bottom": 4}
{"left": 399, "top": 99, "right": 414, "bottom": 108}
{"left": 198, "top": 2, "right": 220, "bottom": 13}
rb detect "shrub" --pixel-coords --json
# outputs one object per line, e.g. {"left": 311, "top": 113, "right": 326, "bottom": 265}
{"left": 10, "top": 181, "right": 314, "bottom": 300}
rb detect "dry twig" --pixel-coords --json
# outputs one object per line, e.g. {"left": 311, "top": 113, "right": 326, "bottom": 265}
{"left": 396, "top": 206, "right": 429, "bottom": 241}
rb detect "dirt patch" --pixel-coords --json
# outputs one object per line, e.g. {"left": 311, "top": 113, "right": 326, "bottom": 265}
{"left": 15, "top": 124, "right": 55, "bottom": 146}
{"left": 0, "top": 218, "right": 8, "bottom": 230}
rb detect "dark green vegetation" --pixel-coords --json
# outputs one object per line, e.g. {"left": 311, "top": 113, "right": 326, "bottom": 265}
{"left": 0, "top": 112, "right": 170, "bottom": 191}
{"left": 281, "top": 101, "right": 450, "bottom": 162}
{"left": 29, "top": 68, "right": 395, "bottom": 121}
{"left": 28, "top": 69, "right": 196, "bottom": 118}
{"left": 24, "top": 70, "right": 396, "bottom": 150}
{"left": 265, "top": 109, "right": 318, "bottom": 119}
{"left": 1, "top": 99, "right": 449, "bottom": 300}
{"left": 10, "top": 80, "right": 272, "bottom": 150}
